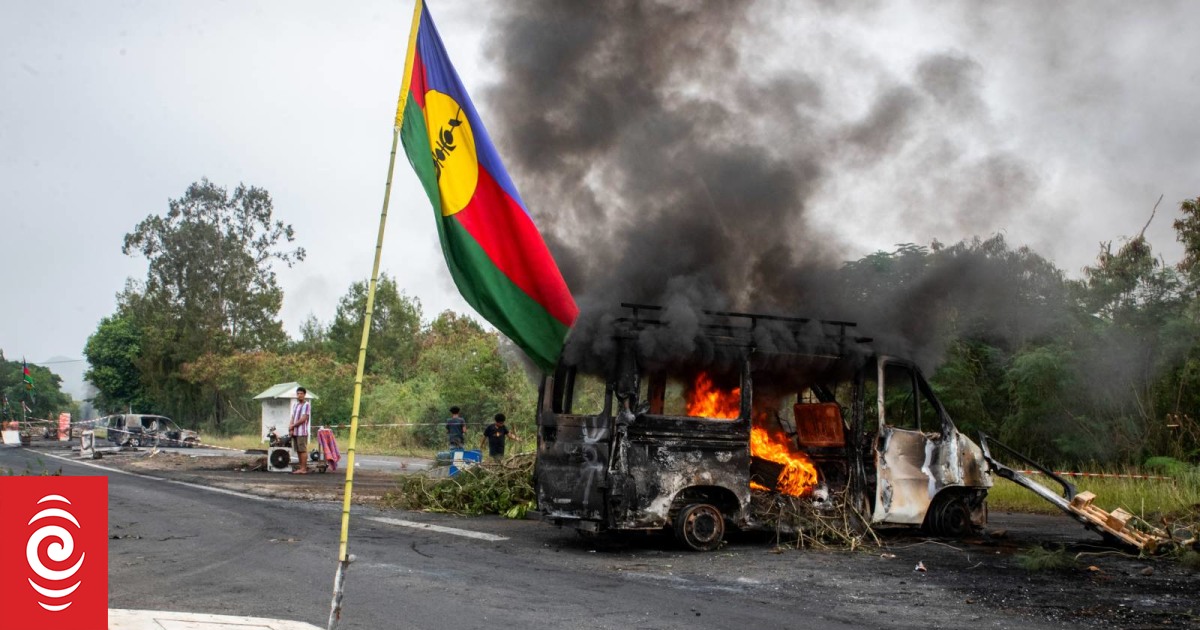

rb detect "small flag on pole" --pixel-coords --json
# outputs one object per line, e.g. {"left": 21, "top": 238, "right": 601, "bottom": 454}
{"left": 22, "top": 359, "right": 33, "bottom": 390}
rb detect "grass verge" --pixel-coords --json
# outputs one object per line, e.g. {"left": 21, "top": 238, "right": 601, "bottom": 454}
{"left": 987, "top": 470, "right": 1200, "bottom": 522}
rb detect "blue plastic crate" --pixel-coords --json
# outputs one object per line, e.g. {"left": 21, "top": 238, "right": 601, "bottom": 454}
{"left": 448, "top": 449, "right": 482, "bottom": 475}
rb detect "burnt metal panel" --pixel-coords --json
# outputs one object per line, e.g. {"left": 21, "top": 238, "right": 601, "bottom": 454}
{"left": 536, "top": 412, "right": 612, "bottom": 521}
{"left": 611, "top": 414, "right": 751, "bottom": 529}
{"left": 873, "top": 427, "right": 932, "bottom": 524}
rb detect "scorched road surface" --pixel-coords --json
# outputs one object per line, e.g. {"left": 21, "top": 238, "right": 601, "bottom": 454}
{"left": 3, "top": 446, "right": 1197, "bottom": 629}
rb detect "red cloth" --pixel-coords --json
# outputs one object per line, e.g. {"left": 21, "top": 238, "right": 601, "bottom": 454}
{"left": 317, "top": 428, "right": 340, "bottom": 472}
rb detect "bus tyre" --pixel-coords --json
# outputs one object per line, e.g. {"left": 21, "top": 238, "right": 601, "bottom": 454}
{"left": 927, "top": 495, "right": 972, "bottom": 537}
{"left": 674, "top": 503, "right": 725, "bottom": 552}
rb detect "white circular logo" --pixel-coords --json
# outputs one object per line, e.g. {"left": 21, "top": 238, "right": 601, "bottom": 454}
{"left": 26, "top": 494, "right": 85, "bottom": 612}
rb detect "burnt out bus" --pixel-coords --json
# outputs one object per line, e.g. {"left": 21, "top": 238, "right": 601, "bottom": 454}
{"left": 535, "top": 304, "right": 991, "bottom": 550}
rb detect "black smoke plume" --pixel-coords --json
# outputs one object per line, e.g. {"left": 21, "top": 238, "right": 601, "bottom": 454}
{"left": 482, "top": 1, "right": 1047, "bottom": 371}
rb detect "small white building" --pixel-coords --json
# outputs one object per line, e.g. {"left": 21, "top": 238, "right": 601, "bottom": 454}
{"left": 253, "top": 382, "right": 318, "bottom": 442}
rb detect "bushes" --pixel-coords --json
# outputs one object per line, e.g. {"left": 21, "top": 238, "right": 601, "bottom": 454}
{"left": 381, "top": 455, "right": 534, "bottom": 517}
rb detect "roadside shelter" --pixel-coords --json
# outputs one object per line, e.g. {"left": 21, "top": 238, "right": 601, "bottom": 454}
{"left": 253, "top": 382, "right": 318, "bottom": 442}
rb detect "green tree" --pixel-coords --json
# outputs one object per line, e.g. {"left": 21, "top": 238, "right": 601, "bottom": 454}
{"left": 1003, "top": 344, "right": 1088, "bottom": 462}
{"left": 83, "top": 313, "right": 146, "bottom": 413}
{"left": 1173, "top": 196, "right": 1200, "bottom": 280}
{"left": 181, "top": 350, "right": 357, "bottom": 435}
{"left": 0, "top": 352, "right": 75, "bottom": 421}
{"left": 289, "top": 314, "right": 331, "bottom": 355}
{"left": 122, "top": 179, "right": 304, "bottom": 353}
{"left": 1082, "top": 234, "right": 1183, "bottom": 327}
{"left": 928, "top": 339, "right": 1009, "bottom": 437}
{"left": 116, "top": 179, "right": 305, "bottom": 423}
{"left": 403, "top": 312, "right": 537, "bottom": 448}
{"left": 327, "top": 273, "right": 422, "bottom": 381}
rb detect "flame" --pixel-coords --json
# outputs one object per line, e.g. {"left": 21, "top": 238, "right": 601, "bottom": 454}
{"left": 751, "top": 425, "right": 819, "bottom": 496}
{"left": 684, "top": 371, "right": 818, "bottom": 496}
{"left": 684, "top": 372, "right": 741, "bottom": 419}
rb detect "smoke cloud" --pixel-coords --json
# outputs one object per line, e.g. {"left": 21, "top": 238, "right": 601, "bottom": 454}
{"left": 481, "top": 1, "right": 1057, "bottom": 370}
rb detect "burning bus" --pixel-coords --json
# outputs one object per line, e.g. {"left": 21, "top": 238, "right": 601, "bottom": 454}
{"left": 534, "top": 303, "right": 992, "bottom": 550}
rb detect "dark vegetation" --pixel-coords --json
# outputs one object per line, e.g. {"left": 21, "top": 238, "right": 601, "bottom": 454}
{"left": 0, "top": 355, "right": 74, "bottom": 421}
{"left": 8, "top": 181, "right": 1200, "bottom": 471}
{"left": 75, "top": 180, "right": 535, "bottom": 447}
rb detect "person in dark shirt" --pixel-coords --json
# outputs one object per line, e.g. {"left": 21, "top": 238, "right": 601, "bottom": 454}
{"left": 446, "top": 406, "right": 466, "bottom": 449}
{"left": 481, "top": 413, "right": 519, "bottom": 461}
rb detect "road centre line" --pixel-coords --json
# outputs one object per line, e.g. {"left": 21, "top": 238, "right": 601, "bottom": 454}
{"left": 38, "top": 450, "right": 273, "bottom": 502}
{"left": 366, "top": 516, "right": 508, "bottom": 542}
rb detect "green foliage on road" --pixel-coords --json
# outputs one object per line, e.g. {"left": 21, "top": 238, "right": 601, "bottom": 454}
{"left": 382, "top": 455, "right": 535, "bottom": 517}
{"left": 1016, "top": 546, "right": 1078, "bottom": 572}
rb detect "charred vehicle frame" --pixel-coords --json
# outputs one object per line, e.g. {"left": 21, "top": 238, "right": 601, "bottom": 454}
{"left": 535, "top": 303, "right": 992, "bottom": 550}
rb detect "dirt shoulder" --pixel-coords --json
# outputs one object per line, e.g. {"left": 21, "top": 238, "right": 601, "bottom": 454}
{"left": 79, "top": 445, "right": 412, "bottom": 504}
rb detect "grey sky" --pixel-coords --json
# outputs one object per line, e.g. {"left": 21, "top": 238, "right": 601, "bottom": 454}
{"left": 3, "top": 1, "right": 1199, "bottom": 395}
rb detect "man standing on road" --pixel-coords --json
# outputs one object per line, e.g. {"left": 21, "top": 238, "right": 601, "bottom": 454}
{"left": 446, "top": 406, "right": 466, "bottom": 450}
{"left": 481, "top": 413, "right": 518, "bottom": 462}
{"left": 290, "top": 387, "right": 311, "bottom": 474}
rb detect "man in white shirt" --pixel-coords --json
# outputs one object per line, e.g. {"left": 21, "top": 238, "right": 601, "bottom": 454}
{"left": 289, "top": 387, "right": 311, "bottom": 474}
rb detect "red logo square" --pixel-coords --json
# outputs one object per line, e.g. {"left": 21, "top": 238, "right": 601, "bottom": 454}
{"left": 0, "top": 476, "right": 108, "bottom": 630}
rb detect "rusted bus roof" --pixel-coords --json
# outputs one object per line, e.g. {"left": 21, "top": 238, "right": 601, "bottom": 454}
{"left": 613, "top": 302, "right": 872, "bottom": 357}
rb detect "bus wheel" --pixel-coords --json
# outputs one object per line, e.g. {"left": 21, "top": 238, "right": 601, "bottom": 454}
{"left": 674, "top": 503, "right": 725, "bottom": 552}
{"left": 926, "top": 494, "right": 973, "bottom": 537}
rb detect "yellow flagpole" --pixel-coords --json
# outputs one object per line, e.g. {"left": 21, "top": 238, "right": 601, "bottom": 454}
{"left": 328, "top": 2, "right": 424, "bottom": 629}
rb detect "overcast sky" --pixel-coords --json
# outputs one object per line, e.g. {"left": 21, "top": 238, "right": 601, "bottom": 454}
{"left": 3, "top": 1, "right": 1199, "bottom": 396}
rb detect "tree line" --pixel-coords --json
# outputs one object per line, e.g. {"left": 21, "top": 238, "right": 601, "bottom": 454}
{"left": 81, "top": 179, "right": 533, "bottom": 447}
{"left": 67, "top": 179, "right": 1200, "bottom": 464}
{"left": 839, "top": 201, "right": 1200, "bottom": 467}
{"left": 0, "top": 354, "right": 73, "bottom": 421}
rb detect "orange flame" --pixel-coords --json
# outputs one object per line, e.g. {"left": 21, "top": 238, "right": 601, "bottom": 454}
{"left": 684, "top": 372, "right": 741, "bottom": 419}
{"left": 751, "top": 425, "right": 819, "bottom": 496}
{"left": 683, "top": 372, "right": 819, "bottom": 496}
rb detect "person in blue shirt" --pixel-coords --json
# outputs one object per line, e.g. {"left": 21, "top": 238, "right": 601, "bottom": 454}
{"left": 446, "top": 406, "right": 466, "bottom": 449}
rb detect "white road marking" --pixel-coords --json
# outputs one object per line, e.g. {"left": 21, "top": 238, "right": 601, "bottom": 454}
{"left": 37, "top": 450, "right": 273, "bottom": 502}
{"left": 109, "top": 608, "right": 321, "bottom": 629}
{"left": 366, "top": 516, "right": 508, "bottom": 542}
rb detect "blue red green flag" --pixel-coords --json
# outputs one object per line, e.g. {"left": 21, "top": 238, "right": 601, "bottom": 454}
{"left": 22, "top": 359, "right": 33, "bottom": 390}
{"left": 394, "top": 0, "right": 578, "bottom": 371}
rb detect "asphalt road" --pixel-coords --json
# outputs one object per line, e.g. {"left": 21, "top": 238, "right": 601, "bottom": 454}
{"left": 3, "top": 446, "right": 1197, "bottom": 629}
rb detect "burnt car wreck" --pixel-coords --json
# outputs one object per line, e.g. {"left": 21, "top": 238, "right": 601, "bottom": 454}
{"left": 535, "top": 304, "right": 992, "bottom": 550}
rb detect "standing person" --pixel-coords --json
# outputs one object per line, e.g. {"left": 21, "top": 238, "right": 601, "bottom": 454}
{"left": 446, "top": 406, "right": 466, "bottom": 450}
{"left": 481, "top": 413, "right": 519, "bottom": 462}
{"left": 290, "top": 386, "right": 311, "bottom": 474}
